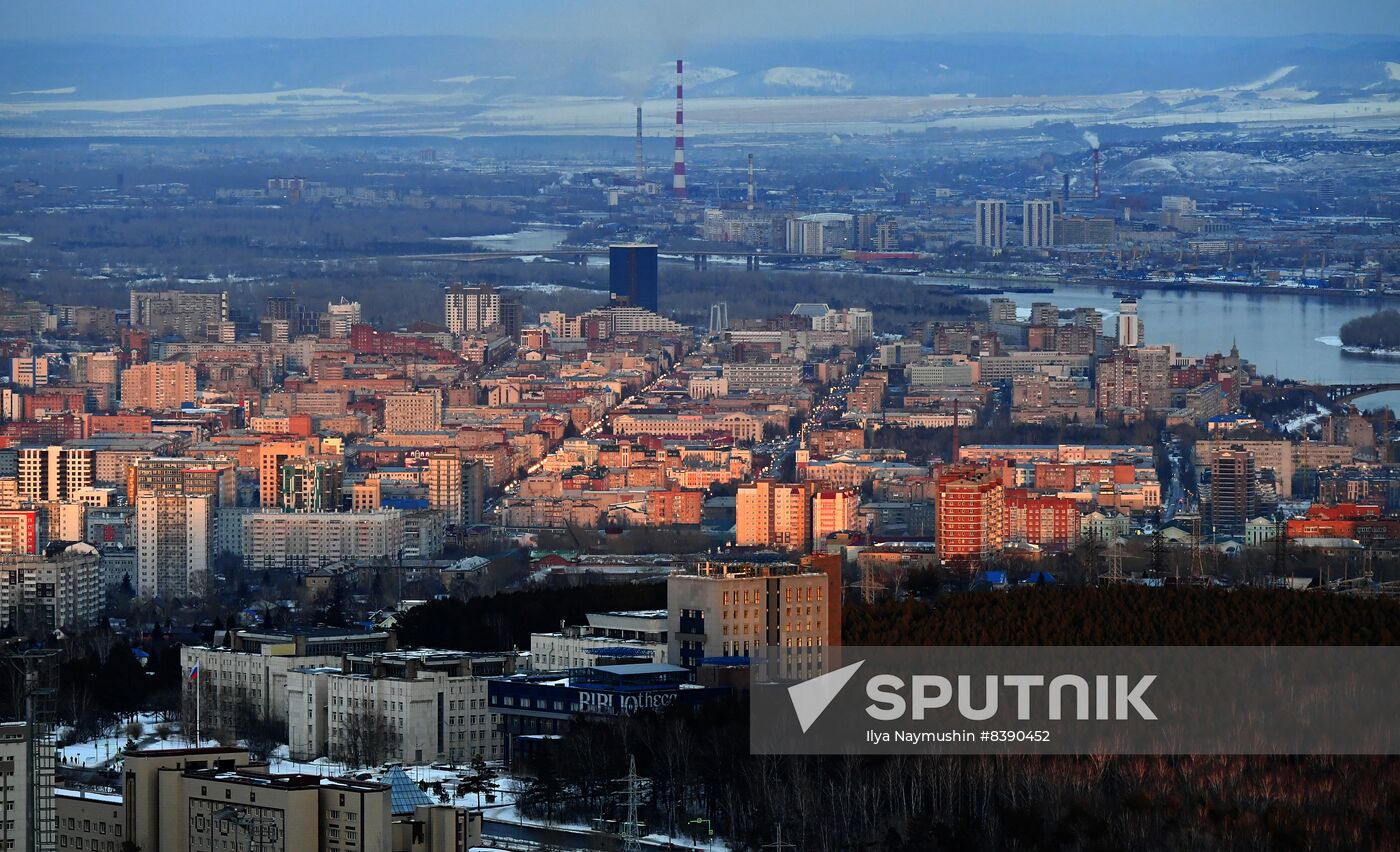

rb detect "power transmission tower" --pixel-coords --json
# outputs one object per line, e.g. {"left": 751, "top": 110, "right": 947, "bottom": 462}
{"left": 858, "top": 563, "right": 882, "bottom": 604}
{"left": 1148, "top": 520, "right": 1166, "bottom": 577}
{"left": 1188, "top": 514, "right": 1205, "bottom": 581}
{"left": 1272, "top": 517, "right": 1289, "bottom": 582}
{"left": 763, "top": 825, "right": 797, "bottom": 851}
{"left": 1103, "top": 547, "right": 1125, "bottom": 584}
{"left": 620, "top": 754, "right": 644, "bottom": 852}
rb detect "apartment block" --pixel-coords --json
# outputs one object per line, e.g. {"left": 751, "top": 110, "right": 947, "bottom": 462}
{"left": 238, "top": 509, "right": 405, "bottom": 571}
{"left": 423, "top": 453, "right": 484, "bottom": 527}
{"left": 0, "top": 541, "right": 102, "bottom": 631}
{"left": 0, "top": 510, "right": 41, "bottom": 555}
{"left": 135, "top": 493, "right": 213, "bottom": 599}
{"left": 935, "top": 464, "right": 1006, "bottom": 562}
{"left": 384, "top": 391, "right": 442, "bottom": 432}
{"left": 17, "top": 446, "right": 95, "bottom": 504}
{"left": 129, "top": 289, "right": 229, "bottom": 338}
{"left": 736, "top": 480, "right": 814, "bottom": 552}
{"left": 811, "top": 488, "right": 861, "bottom": 547}
{"left": 0, "top": 722, "right": 39, "bottom": 851}
{"left": 119, "top": 361, "right": 198, "bottom": 410}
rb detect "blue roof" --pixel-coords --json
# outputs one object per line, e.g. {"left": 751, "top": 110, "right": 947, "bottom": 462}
{"left": 699, "top": 656, "right": 752, "bottom": 667}
{"left": 592, "top": 663, "right": 687, "bottom": 675}
{"left": 976, "top": 570, "right": 1009, "bottom": 585}
{"left": 383, "top": 767, "right": 434, "bottom": 815}
{"left": 582, "top": 647, "right": 654, "bottom": 658}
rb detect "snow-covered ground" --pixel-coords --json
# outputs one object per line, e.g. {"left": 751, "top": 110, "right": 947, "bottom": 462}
{"left": 57, "top": 726, "right": 725, "bottom": 849}
{"left": 1278, "top": 400, "right": 1331, "bottom": 434}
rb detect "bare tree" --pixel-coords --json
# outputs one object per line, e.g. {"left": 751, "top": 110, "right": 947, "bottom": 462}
{"left": 332, "top": 708, "right": 393, "bottom": 769}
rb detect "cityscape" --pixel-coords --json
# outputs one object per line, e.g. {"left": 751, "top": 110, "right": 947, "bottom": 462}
{"left": 2, "top": 1, "right": 1400, "bottom": 850}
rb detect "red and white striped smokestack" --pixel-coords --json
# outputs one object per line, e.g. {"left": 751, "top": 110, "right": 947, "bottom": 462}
{"left": 1092, "top": 147, "right": 1101, "bottom": 200}
{"left": 673, "top": 59, "right": 686, "bottom": 198}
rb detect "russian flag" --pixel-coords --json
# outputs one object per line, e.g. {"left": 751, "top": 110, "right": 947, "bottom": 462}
{"left": 189, "top": 664, "right": 200, "bottom": 681}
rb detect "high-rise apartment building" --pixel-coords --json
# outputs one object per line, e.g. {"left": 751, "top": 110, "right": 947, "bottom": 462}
{"left": 17, "top": 446, "right": 95, "bottom": 504}
{"left": 258, "top": 439, "right": 313, "bottom": 508}
{"left": 424, "top": 453, "right": 485, "bottom": 527}
{"left": 935, "top": 464, "right": 1006, "bottom": 562}
{"left": 608, "top": 244, "right": 659, "bottom": 312}
{"left": 0, "top": 510, "right": 41, "bottom": 555}
{"left": 383, "top": 390, "right": 442, "bottom": 432}
{"left": 1072, "top": 306, "right": 1104, "bottom": 334}
{"left": 1023, "top": 199, "right": 1055, "bottom": 248}
{"left": 667, "top": 562, "right": 840, "bottom": 678}
{"left": 279, "top": 457, "right": 344, "bottom": 512}
{"left": 70, "top": 351, "right": 121, "bottom": 387}
{"left": 119, "top": 361, "right": 197, "bottom": 410}
{"left": 0, "top": 541, "right": 103, "bottom": 631}
{"left": 238, "top": 509, "right": 404, "bottom": 571}
{"left": 811, "top": 488, "right": 860, "bottom": 548}
{"left": 9, "top": 355, "right": 48, "bottom": 388}
{"left": 1210, "top": 447, "right": 1257, "bottom": 535}
{"left": 136, "top": 493, "right": 213, "bottom": 599}
{"left": 974, "top": 199, "right": 1007, "bottom": 249}
{"left": 988, "top": 297, "right": 1018, "bottom": 324}
{"left": 129, "top": 289, "right": 229, "bottom": 338}
{"left": 874, "top": 217, "right": 899, "bottom": 251}
{"left": 444, "top": 284, "right": 502, "bottom": 335}
{"left": 736, "top": 480, "right": 815, "bottom": 552}
{"left": 1004, "top": 491, "right": 1081, "bottom": 547}
{"left": 1096, "top": 345, "right": 1171, "bottom": 413}
{"left": 1029, "top": 301, "right": 1061, "bottom": 327}
{"left": 264, "top": 295, "right": 296, "bottom": 321}
{"left": 0, "top": 722, "right": 40, "bottom": 852}
{"left": 130, "top": 456, "right": 236, "bottom": 505}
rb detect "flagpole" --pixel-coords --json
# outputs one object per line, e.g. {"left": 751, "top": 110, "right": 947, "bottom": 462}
{"left": 195, "top": 668, "right": 201, "bottom": 746}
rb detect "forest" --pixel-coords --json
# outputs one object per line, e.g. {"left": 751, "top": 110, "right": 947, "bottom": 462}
{"left": 1339, "top": 308, "right": 1400, "bottom": 350}
{"left": 517, "top": 587, "right": 1400, "bottom": 851}
{"left": 394, "top": 582, "right": 667, "bottom": 651}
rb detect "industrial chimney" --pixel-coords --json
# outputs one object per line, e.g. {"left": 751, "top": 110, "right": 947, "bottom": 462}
{"left": 673, "top": 59, "right": 686, "bottom": 198}
{"left": 634, "top": 106, "right": 644, "bottom": 186}
{"left": 747, "top": 153, "right": 755, "bottom": 211}
{"left": 1092, "top": 147, "right": 1101, "bottom": 200}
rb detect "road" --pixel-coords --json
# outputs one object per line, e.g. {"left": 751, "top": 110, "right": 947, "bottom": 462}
{"left": 484, "top": 818, "right": 692, "bottom": 851}
{"left": 490, "top": 368, "right": 679, "bottom": 521}
{"left": 760, "top": 356, "right": 868, "bottom": 483}
{"left": 1161, "top": 432, "right": 1194, "bottom": 522}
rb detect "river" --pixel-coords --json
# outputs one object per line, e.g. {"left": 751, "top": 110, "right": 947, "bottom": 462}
{"left": 920, "top": 278, "right": 1400, "bottom": 391}
{"left": 434, "top": 231, "right": 1400, "bottom": 409}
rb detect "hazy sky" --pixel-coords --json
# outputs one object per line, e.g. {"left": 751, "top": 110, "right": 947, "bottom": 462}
{"left": 4, "top": 0, "right": 1400, "bottom": 40}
